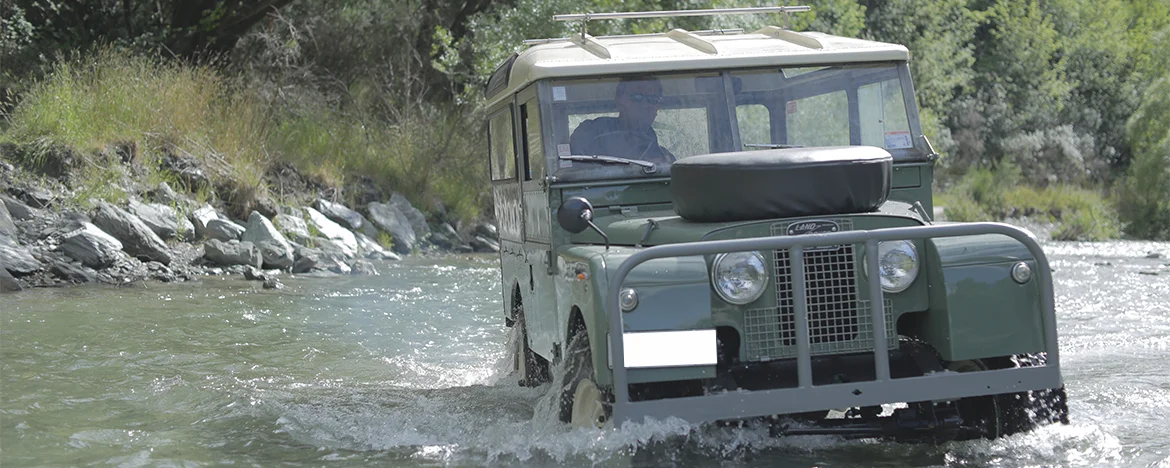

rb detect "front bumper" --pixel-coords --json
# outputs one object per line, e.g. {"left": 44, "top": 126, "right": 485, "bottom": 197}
{"left": 605, "top": 222, "right": 1063, "bottom": 425}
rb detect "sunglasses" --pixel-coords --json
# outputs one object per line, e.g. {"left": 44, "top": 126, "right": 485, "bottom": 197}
{"left": 624, "top": 92, "right": 663, "bottom": 104}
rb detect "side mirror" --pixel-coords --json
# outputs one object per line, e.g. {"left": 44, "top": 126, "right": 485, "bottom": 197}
{"left": 557, "top": 197, "right": 594, "bottom": 234}
{"left": 557, "top": 196, "right": 610, "bottom": 249}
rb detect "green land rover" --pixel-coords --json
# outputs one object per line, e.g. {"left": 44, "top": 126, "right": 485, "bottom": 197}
{"left": 484, "top": 6, "right": 1068, "bottom": 441}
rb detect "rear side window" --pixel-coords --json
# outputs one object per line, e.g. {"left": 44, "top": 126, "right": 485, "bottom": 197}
{"left": 489, "top": 107, "right": 516, "bottom": 181}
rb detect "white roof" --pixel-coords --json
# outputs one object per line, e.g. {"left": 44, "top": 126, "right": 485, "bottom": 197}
{"left": 487, "top": 29, "right": 910, "bottom": 106}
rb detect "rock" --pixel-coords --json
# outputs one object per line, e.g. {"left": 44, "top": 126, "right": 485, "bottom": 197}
{"left": 147, "top": 181, "right": 185, "bottom": 207}
{"left": 144, "top": 261, "right": 177, "bottom": 283}
{"left": 429, "top": 231, "right": 454, "bottom": 250}
{"left": 1, "top": 235, "right": 43, "bottom": 274}
{"left": 441, "top": 222, "right": 463, "bottom": 243}
{"left": 242, "top": 211, "right": 294, "bottom": 270}
{"left": 0, "top": 263, "right": 22, "bottom": 292}
{"left": 353, "top": 231, "right": 400, "bottom": 261}
{"left": 470, "top": 235, "right": 500, "bottom": 253}
{"left": 316, "top": 199, "right": 377, "bottom": 237}
{"left": 202, "top": 239, "right": 262, "bottom": 268}
{"left": 273, "top": 213, "right": 311, "bottom": 244}
{"left": 51, "top": 262, "right": 97, "bottom": 284}
{"left": 349, "top": 259, "right": 379, "bottom": 275}
{"left": 304, "top": 207, "right": 357, "bottom": 258}
{"left": 92, "top": 201, "right": 172, "bottom": 265}
{"left": 127, "top": 198, "right": 194, "bottom": 241}
{"left": 1147, "top": 252, "right": 1163, "bottom": 259}
{"left": 290, "top": 243, "right": 350, "bottom": 274}
{"left": 0, "top": 194, "right": 38, "bottom": 220}
{"left": 0, "top": 198, "right": 16, "bottom": 238}
{"left": 474, "top": 222, "right": 499, "bottom": 240}
{"left": 59, "top": 222, "right": 124, "bottom": 269}
{"left": 367, "top": 202, "right": 415, "bottom": 254}
{"left": 11, "top": 186, "right": 54, "bottom": 209}
{"left": 190, "top": 204, "right": 220, "bottom": 239}
{"left": 205, "top": 218, "right": 246, "bottom": 242}
{"left": 291, "top": 244, "right": 322, "bottom": 274}
{"left": 390, "top": 193, "right": 429, "bottom": 237}
{"left": 263, "top": 277, "right": 284, "bottom": 289}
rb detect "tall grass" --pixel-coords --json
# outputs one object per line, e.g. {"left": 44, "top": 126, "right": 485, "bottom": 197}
{"left": 3, "top": 49, "right": 490, "bottom": 224}
{"left": 6, "top": 48, "right": 267, "bottom": 209}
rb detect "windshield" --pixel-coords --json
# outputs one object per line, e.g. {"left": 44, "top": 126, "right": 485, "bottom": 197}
{"left": 543, "top": 63, "right": 920, "bottom": 182}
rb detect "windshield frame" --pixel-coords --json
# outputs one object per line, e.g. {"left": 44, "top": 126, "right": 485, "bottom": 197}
{"left": 536, "top": 61, "right": 928, "bottom": 184}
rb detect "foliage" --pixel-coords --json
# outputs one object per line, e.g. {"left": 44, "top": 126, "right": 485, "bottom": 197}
{"left": 2, "top": 0, "right": 1170, "bottom": 237}
{"left": 936, "top": 167, "right": 1120, "bottom": 240}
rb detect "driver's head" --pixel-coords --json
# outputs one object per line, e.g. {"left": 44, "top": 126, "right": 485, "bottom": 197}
{"left": 616, "top": 77, "right": 663, "bottom": 129}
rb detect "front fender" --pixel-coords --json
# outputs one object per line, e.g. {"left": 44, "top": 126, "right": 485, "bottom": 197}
{"left": 923, "top": 232, "right": 1047, "bottom": 361}
{"left": 558, "top": 246, "right": 714, "bottom": 386}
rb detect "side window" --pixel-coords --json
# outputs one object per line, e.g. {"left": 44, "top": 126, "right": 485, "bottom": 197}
{"left": 521, "top": 101, "right": 545, "bottom": 181}
{"left": 736, "top": 104, "right": 771, "bottom": 147}
{"left": 786, "top": 91, "right": 849, "bottom": 147}
{"left": 858, "top": 79, "right": 912, "bottom": 149}
{"left": 488, "top": 107, "right": 516, "bottom": 181}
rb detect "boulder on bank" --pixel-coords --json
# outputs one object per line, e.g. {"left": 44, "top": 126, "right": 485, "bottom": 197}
{"left": 304, "top": 207, "right": 357, "bottom": 258}
{"left": 0, "top": 199, "right": 16, "bottom": 238}
{"left": 51, "top": 262, "right": 98, "bottom": 284}
{"left": 0, "top": 261, "right": 21, "bottom": 292}
{"left": 0, "top": 194, "right": 38, "bottom": 220}
{"left": 367, "top": 202, "right": 415, "bottom": 254}
{"left": 93, "top": 201, "right": 173, "bottom": 265}
{"left": 203, "top": 239, "right": 262, "bottom": 268}
{"left": 205, "top": 218, "right": 246, "bottom": 242}
{"left": 128, "top": 198, "right": 194, "bottom": 241}
{"left": 59, "top": 222, "right": 124, "bottom": 269}
{"left": 390, "top": 193, "right": 429, "bottom": 238}
{"left": 470, "top": 235, "right": 500, "bottom": 253}
{"left": 242, "top": 211, "right": 294, "bottom": 270}
{"left": 0, "top": 235, "right": 42, "bottom": 274}
{"left": 354, "top": 231, "right": 401, "bottom": 261}
{"left": 274, "top": 213, "right": 311, "bottom": 244}
{"left": 316, "top": 199, "right": 379, "bottom": 238}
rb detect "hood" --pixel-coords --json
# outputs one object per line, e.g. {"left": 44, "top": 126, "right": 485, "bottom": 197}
{"left": 568, "top": 200, "right": 927, "bottom": 247}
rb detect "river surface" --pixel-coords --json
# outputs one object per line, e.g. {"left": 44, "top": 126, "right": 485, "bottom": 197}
{"left": 2, "top": 241, "right": 1169, "bottom": 467}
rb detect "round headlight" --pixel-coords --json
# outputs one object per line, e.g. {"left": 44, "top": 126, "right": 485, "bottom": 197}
{"left": 870, "top": 240, "right": 919, "bottom": 293}
{"left": 711, "top": 251, "right": 769, "bottom": 305}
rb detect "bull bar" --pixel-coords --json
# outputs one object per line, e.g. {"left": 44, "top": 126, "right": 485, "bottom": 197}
{"left": 605, "top": 222, "right": 1062, "bottom": 426}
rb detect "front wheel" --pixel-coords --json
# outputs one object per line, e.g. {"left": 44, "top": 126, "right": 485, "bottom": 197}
{"left": 558, "top": 329, "right": 611, "bottom": 428}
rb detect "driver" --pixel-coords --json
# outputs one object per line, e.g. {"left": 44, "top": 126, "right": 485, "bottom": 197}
{"left": 569, "top": 76, "right": 676, "bottom": 164}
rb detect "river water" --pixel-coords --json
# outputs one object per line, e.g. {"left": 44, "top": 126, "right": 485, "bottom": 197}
{"left": 2, "top": 241, "right": 1169, "bottom": 467}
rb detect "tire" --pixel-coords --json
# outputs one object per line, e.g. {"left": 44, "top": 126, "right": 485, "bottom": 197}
{"left": 558, "top": 328, "right": 611, "bottom": 427}
{"left": 949, "top": 355, "right": 1070, "bottom": 439}
{"left": 512, "top": 296, "right": 549, "bottom": 387}
{"left": 984, "top": 355, "right": 1070, "bottom": 436}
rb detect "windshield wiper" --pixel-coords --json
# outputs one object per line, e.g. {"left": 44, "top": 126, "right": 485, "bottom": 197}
{"left": 558, "top": 155, "right": 657, "bottom": 174}
{"left": 744, "top": 143, "right": 804, "bottom": 149}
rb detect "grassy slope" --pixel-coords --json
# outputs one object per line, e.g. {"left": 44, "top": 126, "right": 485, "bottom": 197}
{"left": 1, "top": 51, "right": 488, "bottom": 224}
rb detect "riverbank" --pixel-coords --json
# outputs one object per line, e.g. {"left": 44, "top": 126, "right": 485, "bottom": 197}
{"left": 0, "top": 147, "right": 500, "bottom": 293}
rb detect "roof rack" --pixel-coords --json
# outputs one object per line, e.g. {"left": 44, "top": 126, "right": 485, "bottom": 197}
{"left": 552, "top": 6, "right": 811, "bottom": 22}
{"left": 524, "top": 6, "right": 814, "bottom": 58}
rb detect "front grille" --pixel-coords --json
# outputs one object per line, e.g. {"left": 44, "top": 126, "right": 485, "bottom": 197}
{"left": 741, "top": 220, "right": 896, "bottom": 361}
